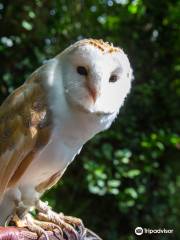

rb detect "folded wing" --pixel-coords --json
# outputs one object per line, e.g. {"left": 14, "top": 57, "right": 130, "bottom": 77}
{"left": 0, "top": 79, "right": 52, "bottom": 200}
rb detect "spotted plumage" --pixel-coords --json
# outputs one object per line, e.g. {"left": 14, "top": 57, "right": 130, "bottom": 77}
{"left": 69, "top": 38, "right": 120, "bottom": 54}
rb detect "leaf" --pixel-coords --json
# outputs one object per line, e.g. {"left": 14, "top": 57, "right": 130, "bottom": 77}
{"left": 125, "top": 188, "right": 138, "bottom": 199}
{"left": 125, "top": 169, "right": 141, "bottom": 178}
{"left": 22, "top": 20, "right": 33, "bottom": 31}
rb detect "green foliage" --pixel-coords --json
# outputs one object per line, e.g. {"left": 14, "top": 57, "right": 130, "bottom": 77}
{"left": 0, "top": 0, "right": 179, "bottom": 239}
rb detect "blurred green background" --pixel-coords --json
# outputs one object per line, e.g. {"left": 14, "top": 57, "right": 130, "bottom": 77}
{"left": 0, "top": 0, "right": 179, "bottom": 239}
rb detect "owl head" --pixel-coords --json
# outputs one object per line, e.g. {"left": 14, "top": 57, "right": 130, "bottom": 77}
{"left": 57, "top": 39, "right": 133, "bottom": 116}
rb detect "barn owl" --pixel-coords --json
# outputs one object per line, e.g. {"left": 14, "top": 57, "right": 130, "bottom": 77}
{"left": 0, "top": 39, "right": 132, "bottom": 239}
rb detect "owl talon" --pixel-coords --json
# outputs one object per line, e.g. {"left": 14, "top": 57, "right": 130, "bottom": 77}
{"left": 85, "top": 228, "right": 103, "bottom": 240}
{"left": 13, "top": 213, "right": 50, "bottom": 240}
{"left": 36, "top": 200, "right": 84, "bottom": 239}
{"left": 37, "top": 212, "right": 79, "bottom": 240}
{"left": 34, "top": 219, "right": 63, "bottom": 237}
{"left": 62, "top": 215, "right": 85, "bottom": 236}
{"left": 12, "top": 210, "right": 101, "bottom": 239}
{"left": 36, "top": 200, "right": 102, "bottom": 239}
{"left": 37, "top": 200, "right": 85, "bottom": 229}
{"left": 12, "top": 214, "right": 27, "bottom": 228}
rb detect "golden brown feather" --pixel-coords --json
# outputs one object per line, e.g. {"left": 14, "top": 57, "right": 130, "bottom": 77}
{"left": 0, "top": 78, "right": 53, "bottom": 199}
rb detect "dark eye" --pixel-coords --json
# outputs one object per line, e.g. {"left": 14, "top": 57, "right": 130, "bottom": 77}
{"left": 77, "top": 66, "right": 88, "bottom": 76}
{"left": 109, "top": 75, "right": 118, "bottom": 83}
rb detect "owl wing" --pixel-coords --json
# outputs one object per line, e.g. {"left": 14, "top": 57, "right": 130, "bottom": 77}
{"left": 0, "top": 80, "right": 52, "bottom": 199}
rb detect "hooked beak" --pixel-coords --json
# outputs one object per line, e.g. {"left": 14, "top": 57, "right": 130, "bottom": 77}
{"left": 87, "top": 83, "right": 101, "bottom": 103}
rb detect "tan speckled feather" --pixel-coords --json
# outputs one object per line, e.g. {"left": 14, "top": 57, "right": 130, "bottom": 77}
{"left": 0, "top": 78, "right": 52, "bottom": 199}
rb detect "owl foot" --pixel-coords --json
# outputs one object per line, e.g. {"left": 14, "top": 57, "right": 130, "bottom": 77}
{"left": 36, "top": 200, "right": 102, "bottom": 240}
{"left": 37, "top": 211, "right": 82, "bottom": 240}
{"left": 13, "top": 213, "right": 51, "bottom": 240}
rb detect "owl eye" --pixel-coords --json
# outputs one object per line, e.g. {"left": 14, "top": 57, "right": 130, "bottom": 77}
{"left": 109, "top": 74, "right": 118, "bottom": 83}
{"left": 77, "top": 66, "right": 88, "bottom": 76}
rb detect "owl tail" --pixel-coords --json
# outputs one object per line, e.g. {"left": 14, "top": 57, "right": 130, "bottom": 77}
{"left": 0, "top": 193, "right": 16, "bottom": 226}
